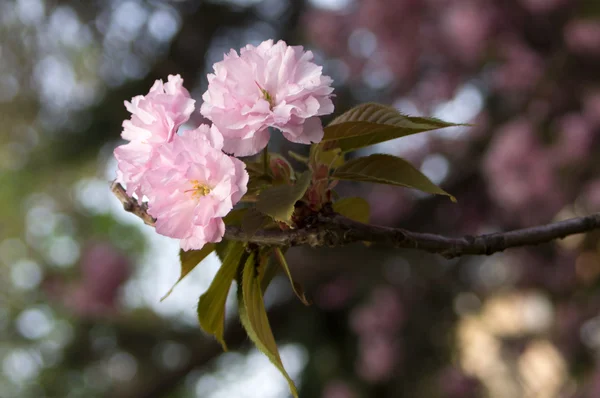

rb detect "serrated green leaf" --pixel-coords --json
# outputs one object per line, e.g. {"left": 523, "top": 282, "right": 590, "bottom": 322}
{"left": 239, "top": 252, "right": 299, "bottom": 398}
{"left": 244, "top": 158, "right": 267, "bottom": 176}
{"left": 323, "top": 103, "right": 463, "bottom": 152}
{"left": 332, "top": 197, "right": 370, "bottom": 224}
{"left": 242, "top": 208, "right": 269, "bottom": 238}
{"left": 260, "top": 257, "right": 279, "bottom": 294}
{"left": 246, "top": 177, "right": 271, "bottom": 196}
{"left": 215, "top": 241, "right": 247, "bottom": 264}
{"left": 332, "top": 154, "right": 456, "bottom": 201}
{"left": 223, "top": 208, "right": 248, "bottom": 226}
{"left": 274, "top": 248, "right": 310, "bottom": 305}
{"left": 252, "top": 248, "right": 278, "bottom": 294}
{"left": 243, "top": 157, "right": 272, "bottom": 198}
{"left": 197, "top": 243, "right": 246, "bottom": 350}
{"left": 161, "top": 244, "right": 216, "bottom": 301}
{"left": 255, "top": 172, "right": 312, "bottom": 223}
{"left": 215, "top": 241, "right": 231, "bottom": 263}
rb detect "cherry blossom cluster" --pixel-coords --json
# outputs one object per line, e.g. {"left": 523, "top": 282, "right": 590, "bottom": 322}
{"left": 114, "top": 40, "right": 334, "bottom": 250}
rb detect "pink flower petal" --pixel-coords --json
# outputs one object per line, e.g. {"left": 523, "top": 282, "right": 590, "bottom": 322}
{"left": 201, "top": 40, "right": 335, "bottom": 156}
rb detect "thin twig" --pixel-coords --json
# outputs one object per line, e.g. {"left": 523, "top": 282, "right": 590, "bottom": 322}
{"left": 110, "top": 181, "right": 156, "bottom": 226}
{"left": 111, "top": 182, "right": 600, "bottom": 258}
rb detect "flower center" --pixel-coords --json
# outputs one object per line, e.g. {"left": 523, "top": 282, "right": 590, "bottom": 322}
{"left": 256, "top": 82, "right": 274, "bottom": 109}
{"left": 186, "top": 180, "right": 211, "bottom": 198}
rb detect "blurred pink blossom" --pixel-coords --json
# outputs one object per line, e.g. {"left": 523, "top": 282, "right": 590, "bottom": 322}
{"left": 551, "top": 113, "right": 593, "bottom": 166}
{"left": 350, "top": 286, "right": 404, "bottom": 335}
{"left": 484, "top": 119, "right": 563, "bottom": 224}
{"left": 76, "top": 242, "right": 130, "bottom": 314}
{"left": 438, "top": 367, "right": 481, "bottom": 398}
{"left": 304, "top": 10, "right": 349, "bottom": 56}
{"left": 415, "top": 72, "right": 460, "bottom": 106}
{"left": 564, "top": 20, "right": 600, "bottom": 55}
{"left": 201, "top": 39, "right": 334, "bottom": 156}
{"left": 492, "top": 38, "right": 544, "bottom": 92}
{"left": 356, "top": 0, "right": 419, "bottom": 37}
{"left": 44, "top": 242, "right": 131, "bottom": 318}
{"left": 518, "top": 0, "right": 567, "bottom": 14}
{"left": 368, "top": 185, "right": 414, "bottom": 226}
{"left": 377, "top": 35, "right": 418, "bottom": 82}
{"left": 583, "top": 90, "right": 600, "bottom": 127}
{"left": 351, "top": 286, "right": 404, "bottom": 382}
{"left": 442, "top": 1, "right": 492, "bottom": 65}
{"left": 315, "top": 277, "right": 355, "bottom": 310}
{"left": 582, "top": 180, "right": 600, "bottom": 212}
{"left": 356, "top": 336, "right": 399, "bottom": 382}
{"left": 322, "top": 381, "right": 357, "bottom": 398}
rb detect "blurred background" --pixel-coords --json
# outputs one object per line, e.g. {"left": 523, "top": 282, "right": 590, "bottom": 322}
{"left": 1, "top": 0, "right": 600, "bottom": 397}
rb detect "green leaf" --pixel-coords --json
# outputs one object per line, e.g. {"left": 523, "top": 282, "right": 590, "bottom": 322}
{"left": 223, "top": 208, "right": 248, "bottom": 226}
{"left": 323, "top": 103, "right": 463, "bottom": 152}
{"left": 331, "top": 154, "right": 456, "bottom": 201}
{"left": 244, "top": 158, "right": 272, "bottom": 197}
{"left": 244, "top": 158, "right": 268, "bottom": 176}
{"left": 332, "top": 197, "right": 370, "bottom": 224}
{"left": 246, "top": 177, "right": 271, "bottom": 196}
{"left": 215, "top": 240, "right": 242, "bottom": 263}
{"left": 242, "top": 208, "right": 270, "bottom": 238}
{"left": 274, "top": 248, "right": 310, "bottom": 305}
{"left": 161, "top": 244, "right": 216, "bottom": 301}
{"left": 260, "top": 257, "right": 279, "bottom": 294}
{"left": 215, "top": 241, "right": 230, "bottom": 263}
{"left": 197, "top": 243, "right": 246, "bottom": 350}
{"left": 250, "top": 248, "right": 278, "bottom": 294}
{"left": 239, "top": 252, "right": 299, "bottom": 398}
{"left": 255, "top": 171, "right": 312, "bottom": 223}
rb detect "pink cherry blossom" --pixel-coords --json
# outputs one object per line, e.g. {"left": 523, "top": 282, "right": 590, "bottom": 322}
{"left": 200, "top": 39, "right": 335, "bottom": 156}
{"left": 122, "top": 74, "right": 195, "bottom": 143}
{"left": 114, "top": 74, "right": 195, "bottom": 196}
{"left": 114, "top": 140, "right": 155, "bottom": 196}
{"left": 144, "top": 124, "right": 248, "bottom": 251}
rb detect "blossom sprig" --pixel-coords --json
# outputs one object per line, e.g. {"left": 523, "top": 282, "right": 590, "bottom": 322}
{"left": 114, "top": 40, "right": 335, "bottom": 251}
{"left": 113, "top": 39, "right": 463, "bottom": 398}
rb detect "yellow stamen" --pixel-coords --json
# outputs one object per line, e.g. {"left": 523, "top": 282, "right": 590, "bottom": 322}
{"left": 262, "top": 89, "right": 274, "bottom": 108}
{"left": 256, "top": 81, "right": 274, "bottom": 109}
{"left": 186, "top": 180, "right": 211, "bottom": 198}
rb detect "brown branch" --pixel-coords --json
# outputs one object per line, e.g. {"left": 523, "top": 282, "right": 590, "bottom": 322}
{"left": 111, "top": 181, "right": 156, "bottom": 226}
{"left": 111, "top": 182, "right": 600, "bottom": 258}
